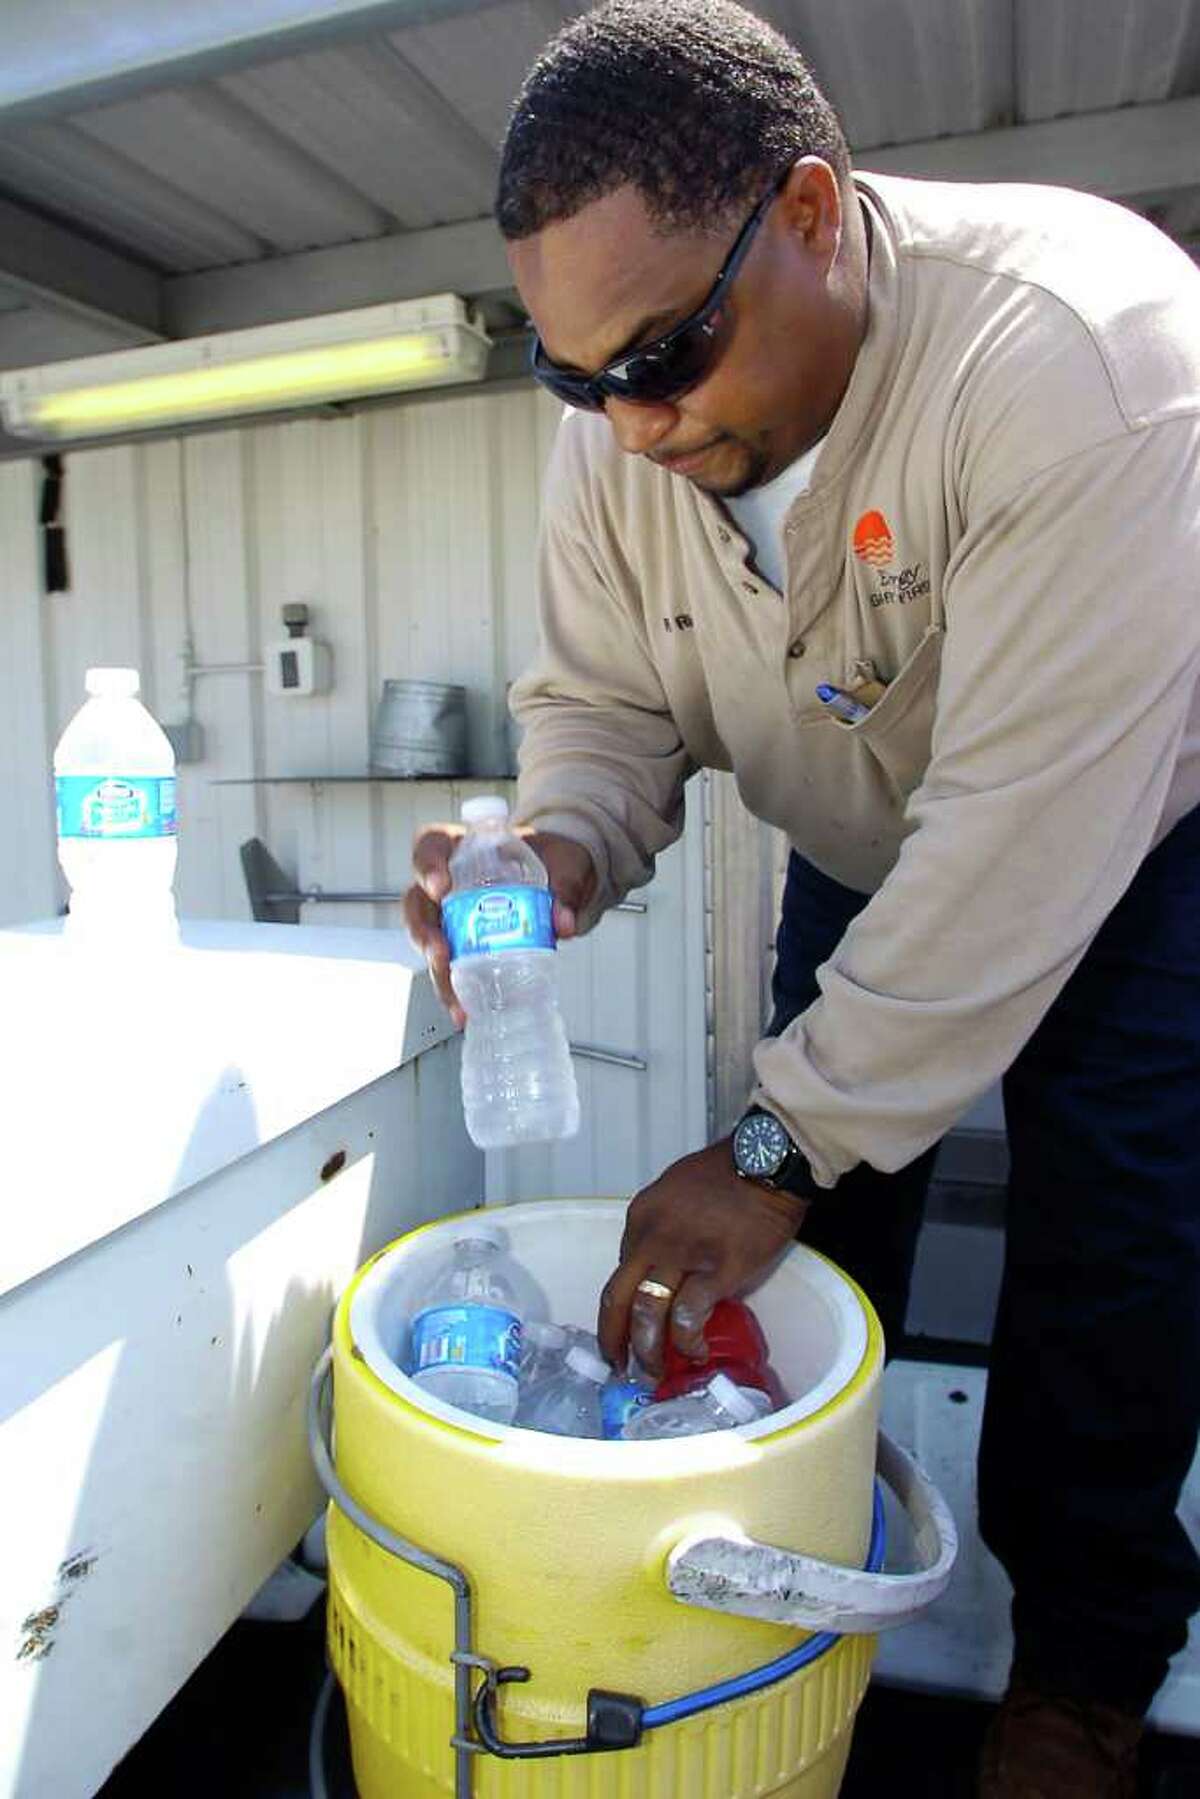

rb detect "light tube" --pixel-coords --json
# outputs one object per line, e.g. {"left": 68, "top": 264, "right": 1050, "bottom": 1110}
{"left": 0, "top": 296, "right": 491, "bottom": 441}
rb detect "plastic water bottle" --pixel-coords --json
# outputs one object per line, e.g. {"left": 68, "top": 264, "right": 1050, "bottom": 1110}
{"left": 623, "top": 1372, "right": 773, "bottom": 1441}
{"left": 442, "top": 795, "right": 580, "bottom": 1149}
{"left": 600, "top": 1357, "right": 655, "bottom": 1441}
{"left": 518, "top": 1320, "right": 569, "bottom": 1389}
{"left": 407, "top": 1224, "right": 525, "bottom": 1424}
{"left": 54, "top": 667, "right": 178, "bottom": 945}
{"left": 519, "top": 1343, "right": 609, "bottom": 1438}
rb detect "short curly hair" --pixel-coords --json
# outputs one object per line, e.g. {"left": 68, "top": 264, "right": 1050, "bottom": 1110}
{"left": 496, "top": 0, "right": 850, "bottom": 241}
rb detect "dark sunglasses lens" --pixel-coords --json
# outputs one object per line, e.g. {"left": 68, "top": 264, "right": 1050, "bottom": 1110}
{"left": 531, "top": 342, "right": 605, "bottom": 411}
{"left": 609, "top": 323, "right": 716, "bottom": 403}
{"left": 545, "top": 372, "right": 605, "bottom": 410}
{"left": 532, "top": 318, "right": 716, "bottom": 410}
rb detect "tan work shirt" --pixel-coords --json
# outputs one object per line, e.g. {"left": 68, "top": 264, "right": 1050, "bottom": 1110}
{"left": 511, "top": 172, "right": 1200, "bottom": 1187}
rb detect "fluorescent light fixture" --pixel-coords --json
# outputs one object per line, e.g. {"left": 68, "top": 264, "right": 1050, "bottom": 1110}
{"left": 0, "top": 295, "right": 491, "bottom": 441}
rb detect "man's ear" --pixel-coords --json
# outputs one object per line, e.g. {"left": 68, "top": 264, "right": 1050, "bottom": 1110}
{"left": 778, "top": 156, "right": 843, "bottom": 261}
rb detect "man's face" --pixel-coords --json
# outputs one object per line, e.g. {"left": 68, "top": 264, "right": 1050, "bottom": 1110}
{"left": 508, "top": 160, "right": 864, "bottom": 496}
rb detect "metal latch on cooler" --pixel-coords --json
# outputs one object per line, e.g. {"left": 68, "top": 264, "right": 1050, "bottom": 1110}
{"left": 460, "top": 1655, "right": 644, "bottom": 1758}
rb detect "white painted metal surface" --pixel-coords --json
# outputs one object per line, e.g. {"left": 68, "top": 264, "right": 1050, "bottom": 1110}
{"left": 0, "top": 918, "right": 458, "bottom": 1296}
{"left": 0, "top": 458, "right": 57, "bottom": 926}
{"left": 0, "top": 920, "right": 480, "bottom": 1799}
{"left": 0, "top": 1, "right": 507, "bottom": 120}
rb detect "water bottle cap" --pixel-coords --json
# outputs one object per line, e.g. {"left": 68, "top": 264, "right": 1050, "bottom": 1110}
{"left": 526, "top": 1321, "right": 567, "bottom": 1349}
{"left": 707, "top": 1372, "right": 761, "bottom": 1423}
{"left": 452, "top": 1219, "right": 504, "bottom": 1251}
{"left": 566, "top": 1345, "right": 610, "bottom": 1384}
{"left": 85, "top": 666, "right": 140, "bottom": 698}
{"left": 460, "top": 795, "right": 510, "bottom": 825}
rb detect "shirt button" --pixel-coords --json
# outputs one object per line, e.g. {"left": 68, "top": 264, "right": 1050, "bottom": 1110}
{"left": 718, "top": 528, "right": 731, "bottom": 544}
{"left": 788, "top": 640, "right": 806, "bottom": 659}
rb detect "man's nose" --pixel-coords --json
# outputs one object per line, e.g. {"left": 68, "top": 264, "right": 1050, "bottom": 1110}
{"left": 604, "top": 395, "right": 678, "bottom": 456}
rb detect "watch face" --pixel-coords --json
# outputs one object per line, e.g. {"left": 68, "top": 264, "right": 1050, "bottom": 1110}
{"left": 734, "top": 1110, "right": 790, "bottom": 1179}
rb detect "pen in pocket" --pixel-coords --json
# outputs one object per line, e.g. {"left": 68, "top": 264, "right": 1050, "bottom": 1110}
{"left": 815, "top": 683, "right": 871, "bottom": 725}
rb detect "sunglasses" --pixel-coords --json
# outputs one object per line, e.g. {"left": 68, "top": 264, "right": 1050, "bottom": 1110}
{"left": 529, "top": 171, "right": 787, "bottom": 413}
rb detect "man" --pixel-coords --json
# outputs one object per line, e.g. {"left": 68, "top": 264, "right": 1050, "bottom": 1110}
{"left": 405, "top": 2, "right": 1200, "bottom": 1791}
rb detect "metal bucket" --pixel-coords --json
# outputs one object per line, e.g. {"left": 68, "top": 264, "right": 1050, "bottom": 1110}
{"left": 370, "top": 679, "right": 467, "bottom": 777}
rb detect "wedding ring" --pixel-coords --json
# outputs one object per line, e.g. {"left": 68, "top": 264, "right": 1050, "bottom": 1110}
{"left": 635, "top": 1278, "right": 675, "bottom": 1302}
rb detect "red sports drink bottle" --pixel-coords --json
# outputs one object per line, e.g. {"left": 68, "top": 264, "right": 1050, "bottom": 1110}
{"left": 653, "top": 1297, "right": 785, "bottom": 1406}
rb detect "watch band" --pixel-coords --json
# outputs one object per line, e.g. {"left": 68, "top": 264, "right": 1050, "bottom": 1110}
{"left": 771, "top": 1148, "right": 826, "bottom": 1203}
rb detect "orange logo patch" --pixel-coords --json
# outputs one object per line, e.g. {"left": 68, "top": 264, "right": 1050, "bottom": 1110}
{"left": 853, "top": 510, "right": 895, "bottom": 568}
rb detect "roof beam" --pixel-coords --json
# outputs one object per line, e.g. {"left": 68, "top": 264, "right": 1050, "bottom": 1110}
{"left": 164, "top": 214, "right": 512, "bottom": 337}
{"left": 0, "top": 0, "right": 505, "bottom": 124}
{"left": 857, "top": 94, "right": 1200, "bottom": 206}
{"left": 0, "top": 304, "right": 155, "bottom": 370}
{"left": 0, "top": 194, "right": 162, "bottom": 341}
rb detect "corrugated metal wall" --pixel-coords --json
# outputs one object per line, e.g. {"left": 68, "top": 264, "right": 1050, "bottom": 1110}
{"left": 0, "top": 383, "right": 720, "bottom": 1194}
{"left": 0, "top": 386, "right": 563, "bottom": 926}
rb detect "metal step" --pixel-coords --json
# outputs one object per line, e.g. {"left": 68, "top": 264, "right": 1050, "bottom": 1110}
{"left": 875, "top": 1360, "right": 1200, "bottom": 1737}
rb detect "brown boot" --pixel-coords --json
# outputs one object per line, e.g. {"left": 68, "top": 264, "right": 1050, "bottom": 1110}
{"left": 978, "top": 1667, "right": 1144, "bottom": 1798}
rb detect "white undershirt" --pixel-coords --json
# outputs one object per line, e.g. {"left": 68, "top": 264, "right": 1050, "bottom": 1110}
{"left": 724, "top": 438, "right": 823, "bottom": 593}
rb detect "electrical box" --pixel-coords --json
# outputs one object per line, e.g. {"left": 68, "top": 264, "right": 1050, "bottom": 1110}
{"left": 265, "top": 636, "right": 331, "bottom": 697}
{"left": 265, "top": 602, "right": 332, "bottom": 697}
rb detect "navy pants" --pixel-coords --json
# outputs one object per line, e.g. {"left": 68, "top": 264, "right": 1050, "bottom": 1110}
{"left": 768, "top": 806, "right": 1200, "bottom": 1715}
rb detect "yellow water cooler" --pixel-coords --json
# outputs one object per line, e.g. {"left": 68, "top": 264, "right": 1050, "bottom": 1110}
{"left": 308, "top": 1199, "right": 956, "bottom": 1798}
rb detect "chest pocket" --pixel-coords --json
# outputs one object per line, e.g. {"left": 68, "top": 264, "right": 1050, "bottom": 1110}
{"left": 838, "top": 623, "right": 944, "bottom": 805}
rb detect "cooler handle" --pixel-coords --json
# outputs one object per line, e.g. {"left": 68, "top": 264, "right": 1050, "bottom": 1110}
{"left": 666, "top": 1429, "right": 957, "bottom": 1634}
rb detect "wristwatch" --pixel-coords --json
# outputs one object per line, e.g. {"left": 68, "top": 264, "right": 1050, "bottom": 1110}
{"left": 731, "top": 1105, "right": 825, "bottom": 1202}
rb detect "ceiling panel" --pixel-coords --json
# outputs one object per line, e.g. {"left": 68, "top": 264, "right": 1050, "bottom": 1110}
{"left": 0, "top": 0, "right": 510, "bottom": 119}
{"left": 72, "top": 85, "right": 391, "bottom": 253}
{"left": 755, "top": 0, "right": 1014, "bottom": 149}
{"left": 394, "top": 0, "right": 585, "bottom": 149}
{"left": 221, "top": 40, "right": 496, "bottom": 230}
{"left": 0, "top": 120, "right": 265, "bottom": 270}
{"left": 0, "top": 296, "right": 158, "bottom": 369}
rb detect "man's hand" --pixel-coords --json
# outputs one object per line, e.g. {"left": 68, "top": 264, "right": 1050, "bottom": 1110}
{"left": 598, "top": 1139, "right": 809, "bottom": 1375}
{"left": 404, "top": 825, "right": 597, "bottom": 1026}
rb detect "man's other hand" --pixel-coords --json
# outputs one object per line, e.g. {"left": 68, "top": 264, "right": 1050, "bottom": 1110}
{"left": 598, "top": 1140, "right": 808, "bottom": 1376}
{"left": 404, "top": 825, "right": 597, "bottom": 1026}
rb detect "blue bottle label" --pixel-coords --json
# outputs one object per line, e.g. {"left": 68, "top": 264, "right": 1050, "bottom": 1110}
{"left": 442, "top": 885, "right": 554, "bottom": 961}
{"left": 56, "top": 775, "right": 177, "bottom": 840}
{"left": 409, "top": 1304, "right": 522, "bottom": 1384}
{"left": 600, "top": 1379, "right": 653, "bottom": 1441}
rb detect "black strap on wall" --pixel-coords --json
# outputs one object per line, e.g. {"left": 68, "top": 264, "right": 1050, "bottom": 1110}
{"left": 40, "top": 453, "right": 69, "bottom": 593}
